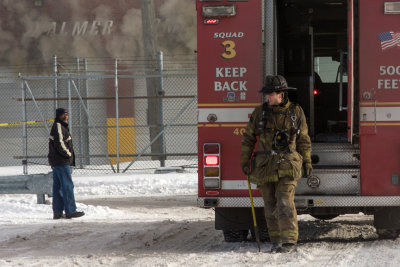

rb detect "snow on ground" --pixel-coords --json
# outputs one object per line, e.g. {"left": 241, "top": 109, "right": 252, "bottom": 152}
{"left": 1, "top": 166, "right": 400, "bottom": 266}
{"left": 73, "top": 172, "right": 198, "bottom": 197}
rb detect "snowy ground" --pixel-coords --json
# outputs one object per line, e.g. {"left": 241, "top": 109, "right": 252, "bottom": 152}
{"left": 1, "top": 168, "right": 400, "bottom": 266}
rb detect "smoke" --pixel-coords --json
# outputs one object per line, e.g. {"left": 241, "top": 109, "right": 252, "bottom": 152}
{"left": 105, "top": 7, "right": 144, "bottom": 59}
{"left": 157, "top": 0, "right": 196, "bottom": 55}
{"left": 0, "top": 0, "right": 196, "bottom": 73}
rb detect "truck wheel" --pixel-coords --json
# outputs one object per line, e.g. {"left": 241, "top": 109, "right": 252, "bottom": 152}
{"left": 250, "top": 226, "right": 270, "bottom": 242}
{"left": 311, "top": 214, "right": 339, "bottom": 221}
{"left": 223, "top": 230, "right": 248, "bottom": 242}
{"left": 377, "top": 228, "right": 399, "bottom": 240}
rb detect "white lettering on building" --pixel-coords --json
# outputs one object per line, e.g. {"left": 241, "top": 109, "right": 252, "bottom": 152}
{"left": 72, "top": 21, "right": 88, "bottom": 36}
{"left": 46, "top": 20, "right": 114, "bottom": 36}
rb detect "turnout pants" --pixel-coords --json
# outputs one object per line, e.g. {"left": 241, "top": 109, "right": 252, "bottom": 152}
{"left": 52, "top": 165, "right": 77, "bottom": 215}
{"left": 258, "top": 177, "right": 298, "bottom": 244}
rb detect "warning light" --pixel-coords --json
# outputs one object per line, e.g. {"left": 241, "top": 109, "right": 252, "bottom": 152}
{"left": 204, "top": 19, "right": 220, "bottom": 25}
{"left": 313, "top": 90, "right": 318, "bottom": 95}
{"left": 205, "top": 156, "right": 219, "bottom": 166}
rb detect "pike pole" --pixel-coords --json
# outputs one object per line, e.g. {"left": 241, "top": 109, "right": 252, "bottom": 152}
{"left": 247, "top": 175, "right": 261, "bottom": 252}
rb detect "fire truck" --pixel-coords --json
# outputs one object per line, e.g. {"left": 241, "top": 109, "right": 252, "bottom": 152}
{"left": 197, "top": 0, "right": 400, "bottom": 241}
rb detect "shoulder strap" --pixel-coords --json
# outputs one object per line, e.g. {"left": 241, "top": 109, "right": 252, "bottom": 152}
{"left": 290, "top": 102, "right": 304, "bottom": 130}
{"left": 256, "top": 103, "right": 269, "bottom": 134}
{"left": 289, "top": 103, "right": 297, "bottom": 126}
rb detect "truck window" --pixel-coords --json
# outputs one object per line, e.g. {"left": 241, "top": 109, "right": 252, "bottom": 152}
{"left": 314, "top": 57, "right": 348, "bottom": 83}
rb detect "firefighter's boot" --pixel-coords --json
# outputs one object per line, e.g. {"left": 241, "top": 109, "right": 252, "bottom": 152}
{"left": 270, "top": 242, "right": 282, "bottom": 253}
{"left": 278, "top": 243, "right": 297, "bottom": 253}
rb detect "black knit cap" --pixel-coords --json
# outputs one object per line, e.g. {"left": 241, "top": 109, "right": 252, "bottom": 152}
{"left": 259, "top": 75, "right": 297, "bottom": 94}
{"left": 56, "top": 108, "right": 68, "bottom": 118}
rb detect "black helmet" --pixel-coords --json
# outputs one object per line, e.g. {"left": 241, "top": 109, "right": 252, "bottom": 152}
{"left": 259, "top": 75, "right": 297, "bottom": 94}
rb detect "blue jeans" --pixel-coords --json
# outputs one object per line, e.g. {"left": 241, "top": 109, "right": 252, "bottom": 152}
{"left": 52, "top": 165, "right": 77, "bottom": 215}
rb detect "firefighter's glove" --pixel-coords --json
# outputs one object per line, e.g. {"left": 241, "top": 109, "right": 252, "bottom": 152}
{"left": 241, "top": 162, "right": 251, "bottom": 176}
{"left": 304, "top": 162, "right": 313, "bottom": 177}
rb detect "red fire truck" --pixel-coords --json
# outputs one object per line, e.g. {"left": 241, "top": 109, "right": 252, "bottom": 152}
{"left": 197, "top": 0, "right": 400, "bottom": 241}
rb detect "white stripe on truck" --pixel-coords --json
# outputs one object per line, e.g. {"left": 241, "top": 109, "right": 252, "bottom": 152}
{"left": 198, "top": 108, "right": 254, "bottom": 123}
{"left": 221, "top": 180, "right": 257, "bottom": 190}
{"left": 360, "top": 106, "right": 400, "bottom": 122}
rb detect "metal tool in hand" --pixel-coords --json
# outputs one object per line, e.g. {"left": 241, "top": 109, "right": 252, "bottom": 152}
{"left": 247, "top": 176, "right": 261, "bottom": 252}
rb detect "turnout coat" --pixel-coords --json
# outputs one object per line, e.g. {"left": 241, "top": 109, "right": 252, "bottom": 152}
{"left": 240, "top": 100, "right": 311, "bottom": 184}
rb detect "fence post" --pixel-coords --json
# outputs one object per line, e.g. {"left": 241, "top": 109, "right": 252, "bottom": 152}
{"left": 76, "top": 57, "right": 83, "bottom": 169}
{"left": 53, "top": 55, "right": 58, "bottom": 115}
{"left": 83, "top": 58, "right": 90, "bottom": 165}
{"left": 157, "top": 51, "right": 165, "bottom": 167}
{"left": 115, "top": 58, "right": 120, "bottom": 173}
{"left": 21, "top": 76, "right": 28, "bottom": 175}
{"left": 67, "top": 78, "right": 72, "bottom": 135}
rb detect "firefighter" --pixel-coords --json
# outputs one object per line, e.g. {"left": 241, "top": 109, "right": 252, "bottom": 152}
{"left": 240, "top": 75, "right": 312, "bottom": 253}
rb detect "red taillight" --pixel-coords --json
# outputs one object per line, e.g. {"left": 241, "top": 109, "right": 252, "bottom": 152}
{"left": 205, "top": 156, "right": 219, "bottom": 166}
{"left": 203, "top": 143, "right": 221, "bottom": 189}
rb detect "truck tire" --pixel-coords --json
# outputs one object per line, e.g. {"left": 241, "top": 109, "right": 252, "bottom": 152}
{"left": 311, "top": 214, "right": 339, "bottom": 221}
{"left": 223, "top": 230, "right": 248, "bottom": 242}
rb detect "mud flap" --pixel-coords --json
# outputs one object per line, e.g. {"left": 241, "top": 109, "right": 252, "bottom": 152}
{"left": 374, "top": 207, "right": 400, "bottom": 239}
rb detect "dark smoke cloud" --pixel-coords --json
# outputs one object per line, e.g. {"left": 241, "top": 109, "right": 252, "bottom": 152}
{"left": 0, "top": 0, "right": 196, "bottom": 72}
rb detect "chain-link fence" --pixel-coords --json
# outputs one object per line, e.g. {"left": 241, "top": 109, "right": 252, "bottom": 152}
{"left": 0, "top": 55, "right": 198, "bottom": 174}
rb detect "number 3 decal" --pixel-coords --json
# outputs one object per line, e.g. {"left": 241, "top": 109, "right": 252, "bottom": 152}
{"left": 221, "top": 40, "right": 236, "bottom": 59}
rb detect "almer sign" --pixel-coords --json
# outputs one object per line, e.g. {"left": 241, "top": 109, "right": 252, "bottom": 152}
{"left": 46, "top": 20, "right": 114, "bottom": 36}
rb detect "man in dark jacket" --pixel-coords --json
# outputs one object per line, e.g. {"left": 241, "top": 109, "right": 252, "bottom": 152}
{"left": 48, "top": 108, "right": 84, "bottom": 219}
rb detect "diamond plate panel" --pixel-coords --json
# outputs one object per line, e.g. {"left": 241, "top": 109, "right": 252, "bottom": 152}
{"left": 296, "top": 168, "right": 360, "bottom": 195}
{"left": 312, "top": 142, "right": 360, "bottom": 166}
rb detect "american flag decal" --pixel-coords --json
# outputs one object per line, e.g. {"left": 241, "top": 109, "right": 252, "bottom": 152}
{"left": 378, "top": 31, "right": 400, "bottom": 50}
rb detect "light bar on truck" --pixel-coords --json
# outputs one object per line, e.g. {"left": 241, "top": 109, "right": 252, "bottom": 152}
{"left": 384, "top": 2, "right": 400, "bottom": 14}
{"left": 203, "top": 143, "right": 221, "bottom": 190}
{"left": 203, "top": 18, "right": 220, "bottom": 25}
{"left": 202, "top": 5, "right": 236, "bottom": 17}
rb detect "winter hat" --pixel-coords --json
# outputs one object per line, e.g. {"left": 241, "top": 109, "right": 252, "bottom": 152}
{"left": 56, "top": 108, "right": 68, "bottom": 118}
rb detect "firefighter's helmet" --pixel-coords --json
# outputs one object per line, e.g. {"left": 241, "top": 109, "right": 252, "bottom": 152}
{"left": 259, "top": 75, "right": 297, "bottom": 94}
